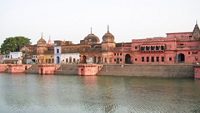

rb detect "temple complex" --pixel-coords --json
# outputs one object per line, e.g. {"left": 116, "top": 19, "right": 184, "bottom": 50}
{"left": 17, "top": 24, "right": 200, "bottom": 65}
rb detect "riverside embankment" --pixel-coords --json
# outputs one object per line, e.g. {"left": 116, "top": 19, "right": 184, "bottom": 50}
{"left": 0, "top": 64, "right": 199, "bottom": 78}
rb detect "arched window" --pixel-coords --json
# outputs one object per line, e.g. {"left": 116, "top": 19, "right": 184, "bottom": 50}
{"left": 177, "top": 53, "right": 185, "bottom": 63}
{"left": 56, "top": 56, "right": 60, "bottom": 64}
{"left": 125, "top": 54, "right": 132, "bottom": 64}
{"left": 82, "top": 55, "right": 87, "bottom": 63}
{"left": 69, "top": 57, "right": 72, "bottom": 63}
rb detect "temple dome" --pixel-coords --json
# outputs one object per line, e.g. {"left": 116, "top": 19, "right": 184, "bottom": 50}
{"left": 84, "top": 33, "right": 100, "bottom": 44}
{"left": 102, "top": 29, "right": 115, "bottom": 43}
{"left": 83, "top": 28, "right": 100, "bottom": 44}
{"left": 37, "top": 37, "right": 46, "bottom": 45}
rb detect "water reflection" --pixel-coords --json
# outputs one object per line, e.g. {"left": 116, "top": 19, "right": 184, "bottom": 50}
{"left": 0, "top": 74, "right": 200, "bottom": 113}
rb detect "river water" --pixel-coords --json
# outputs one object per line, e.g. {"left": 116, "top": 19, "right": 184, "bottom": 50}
{"left": 0, "top": 73, "right": 200, "bottom": 113}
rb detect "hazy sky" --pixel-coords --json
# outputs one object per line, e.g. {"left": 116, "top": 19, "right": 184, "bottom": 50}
{"left": 1, "top": 0, "right": 200, "bottom": 44}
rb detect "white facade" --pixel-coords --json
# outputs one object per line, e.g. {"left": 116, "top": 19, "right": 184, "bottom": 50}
{"left": 10, "top": 52, "right": 22, "bottom": 59}
{"left": 3, "top": 52, "right": 23, "bottom": 64}
{"left": 61, "top": 53, "right": 80, "bottom": 64}
{"left": 3, "top": 52, "right": 22, "bottom": 60}
{"left": 54, "top": 46, "right": 80, "bottom": 64}
{"left": 54, "top": 46, "right": 61, "bottom": 64}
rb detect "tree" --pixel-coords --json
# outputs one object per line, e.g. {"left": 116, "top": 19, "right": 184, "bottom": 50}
{"left": 0, "top": 36, "right": 31, "bottom": 54}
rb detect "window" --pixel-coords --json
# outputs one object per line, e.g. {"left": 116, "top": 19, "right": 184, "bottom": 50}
{"left": 156, "top": 46, "right": 160, "bottom": 50}
{"left": 73, "top": 58, "right": 76, "bottom": 63}
{"left": 195, "top": 57, "right": 198, "bottom": 61}
{"left": 151, "top": 46, "right": 155, "bottom": 51}
{"left": 169, "top": 57, "right": 172, "bottom": 61}
{"left": 69, "top": 57, "right": 72, "bottom": 63}
{"left": 161, "top": 46, "right": 165, "bottom": 50}
{"left": 141, "top": 47, "right": 145, "bottom": 51}
{"left": 151, "top": 56, "right": 154, "bottom": 62}
{"left": 135, "top": 46, "right": 138, "bottom": 49}
{"left": 156, "top": 57, "right": 159, "bottom": 62}
{"left": 135, "top": 58, "right": 137, "bottom": 61}
{"left": 120, "top": 59, "right": 122, "bottom": 61}
{"left": 147, "top": 57, "right": 149, "bottom": 62}
{"left": 120, "top": 53, "right": 122, "bottom": 56}
{"left": 161, "top": 57, "right": 165, "bottom": 62}
{"left": 114, "top": 53, "right": 116, "bottom": 56}
{"left": 146, "top": 46, "right": 150, "bottom": 51}
{"left": 57, "top": 49, "right": 60, "bottom": 53}
{"left": 142, "top": 57, "right": 145, "bottom": 62}
{"left": 66, "top": 58, "right": 68, "bottom": 63}
{"left": 114, "top": 59, "right": 116, "bottom": 62}
{"left": 188, "top": 52, "right": 190, "bottom": 54}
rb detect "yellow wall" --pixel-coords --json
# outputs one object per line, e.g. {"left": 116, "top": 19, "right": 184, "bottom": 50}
{"left": 37, "top": 54, "right": 54, "bottom": 64}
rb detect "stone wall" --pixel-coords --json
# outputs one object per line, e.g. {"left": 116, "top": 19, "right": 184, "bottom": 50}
{"left": 25, "top": 64, "right": 39, "bottom": 74}
{"left": 97, "top": 64, "right": 194, "bottom": 78}
{"left": 55, "top": 64, "right": 78, "bottom": 75}
{"left": 0, "top": 64, "right": 195, "bottom": 78}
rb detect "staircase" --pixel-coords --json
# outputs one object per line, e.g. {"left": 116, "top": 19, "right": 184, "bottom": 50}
{"left": 25, "top": 64, "right": 39, "bottom": 74}
{"left": 55, "top": 64, "right": 78, "bottom": 75}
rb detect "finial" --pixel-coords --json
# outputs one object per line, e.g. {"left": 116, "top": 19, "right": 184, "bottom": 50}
{"left": 41, "top": 32, "right": 43, "bottom": 39}
{"left": 90, "top": 27, "right": 92, "bottom": 34}
{"left": 196, "top": 20, "right": 198, "bottom": 25}
{"left": 48, "top": 35, "right": 52, "bottom": 44}
{"left": 107, "top": 25, "right": 109, "bottom": 33}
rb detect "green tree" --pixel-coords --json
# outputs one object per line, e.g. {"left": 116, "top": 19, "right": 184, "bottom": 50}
{"left": 0, "top": 36, "right": 31, "bottom": 54}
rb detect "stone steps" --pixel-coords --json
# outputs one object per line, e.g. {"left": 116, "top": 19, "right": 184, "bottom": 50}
{"left": 55, "top": 64, "right": 78, "bottom": 75}
{"left": 25, "top": 64, "right": 39, "bottom": 74}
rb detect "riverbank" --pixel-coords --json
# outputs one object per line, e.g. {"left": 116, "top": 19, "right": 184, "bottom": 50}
{"left": 0, "top": 64, "right": 199, "bottom": 78}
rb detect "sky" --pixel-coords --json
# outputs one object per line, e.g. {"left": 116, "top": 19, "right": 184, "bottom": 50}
{"left": 0, "top": 0, "right": 200, "bottom": 45}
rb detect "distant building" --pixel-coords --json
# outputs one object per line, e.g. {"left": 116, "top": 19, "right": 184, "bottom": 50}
{"left": 21, "top": 35, "right": 54, "bottom": 64}
{"left": 3, "top": 52, "right": 23, "bottom": 64}
{"left": 19, "top": 23, "right": 200, "bottom": 65}
{"left": 131, "top": 23, "right": 200, "bottom": 64}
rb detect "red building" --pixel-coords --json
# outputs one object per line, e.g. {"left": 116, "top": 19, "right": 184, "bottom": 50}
{"left": 131, "top": 24, "right": 200, "bottom": 64}
{"left": 20, "top": 24, "right": 200, "bottom": 65}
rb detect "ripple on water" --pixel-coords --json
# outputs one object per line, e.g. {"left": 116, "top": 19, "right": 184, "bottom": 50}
{"left": 0, "top": 74, "right": 200, "bottom": 113}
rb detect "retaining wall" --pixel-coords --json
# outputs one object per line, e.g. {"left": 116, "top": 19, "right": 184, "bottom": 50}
{"left": 97, "top": 64, "right": 194, "bottom": 78}
{"left": 0, "top": 64, "right": 195, "bottom": 78}
{"left": 55, "top": 64, "right": 78, "bottom": 75}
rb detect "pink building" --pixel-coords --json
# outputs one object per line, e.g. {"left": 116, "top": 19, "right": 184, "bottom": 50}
{"left": 131, "top": 24, "right": 200, "bottom": 64}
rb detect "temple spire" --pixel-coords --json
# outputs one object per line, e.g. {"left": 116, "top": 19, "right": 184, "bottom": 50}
{"left": 41, "top": 32, "right": 44, "bottom": 39}
{"left": 196, "top": 20, "right": 198, "bottom": 25}
{"left": 90, "top": 27, "right": 92, "bottom": 34}
{"left": 107, "top": 25, "right": 109, "bottom": 33}
{"left": 48, "top": 35, "right": 52, "bottom": 45}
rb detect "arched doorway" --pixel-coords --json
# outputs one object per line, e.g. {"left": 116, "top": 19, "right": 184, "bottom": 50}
{"left": 97, "top": 56, "right": 101, "bottom": 64}
{"left": 125, "top": 54, "right": 132, "bottom": 64}
{"left": 94, "top": 56, "right": 97, "bottom": 63}
{"left": 56, "top": 56, "right": 60, "bottom": 64}
{"left": 82, "top": 55, "right": 87, "bottom": 63}
{"left": 116, "top": 58, "right": 120, "bottom": 64}
{"left": 177, "top": 53, "right": 185, "bottom": 63}
{"left": 69, "top": 57, "right": 72, "bottom": 63}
